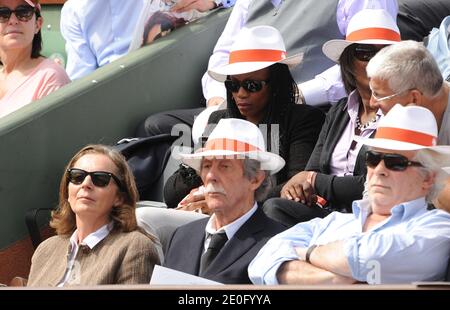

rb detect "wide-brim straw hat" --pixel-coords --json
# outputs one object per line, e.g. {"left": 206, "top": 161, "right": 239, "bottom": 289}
{"left": 208, "top": 25, "right": 303, "bottom": 82}
{"left": 323, "top": 9, "right": 401, "bottom": 63}
{"left": 354, "top": 104, "right": 450, "bottom": 160}
{"left": 181, "top": 118, "right": 285, "bottom": 174}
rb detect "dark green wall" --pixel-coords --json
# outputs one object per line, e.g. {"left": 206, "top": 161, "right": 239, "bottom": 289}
{"left": 0, "top": 9, "right": 230, "bottom": 249}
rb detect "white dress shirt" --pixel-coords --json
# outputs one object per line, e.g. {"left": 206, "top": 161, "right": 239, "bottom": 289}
{"left": 203, "top": 202, "right": 258, "bottom": 252}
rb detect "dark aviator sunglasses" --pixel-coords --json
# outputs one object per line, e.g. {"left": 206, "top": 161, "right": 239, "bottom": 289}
{"left": 67, "top": 168, "right": 124, "bottom": 191}
{"left": 365, "top": 150, "right": 423, "bottom": 171}
{"left": 0, "top": 5, "right": 35, "bottom": 23}
{"left": 224, "top": 79, "right": 269, "bottom": 93}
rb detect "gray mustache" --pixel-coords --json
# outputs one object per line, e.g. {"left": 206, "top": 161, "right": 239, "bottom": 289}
{"left": 204, "top": 183, "right": 226, "bottom": 195}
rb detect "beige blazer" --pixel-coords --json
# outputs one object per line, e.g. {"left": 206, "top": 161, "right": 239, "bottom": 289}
{"left": 27, "top": 230, "right": 160, "bottom": 287}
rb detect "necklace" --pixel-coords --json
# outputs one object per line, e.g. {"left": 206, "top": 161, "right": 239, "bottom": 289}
{"left": 355, "top": 114, "right": 377, "bottom": 131}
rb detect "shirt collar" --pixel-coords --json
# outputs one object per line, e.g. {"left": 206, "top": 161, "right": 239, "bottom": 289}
{"left": 389, "top": 197, "right": 429, "bottom": 220}
{"left": 352, "top": 197, "right": 429, "bottom": 226}
{"left": 346, "top": 89, "right": 361, "bottom": 118}
{"left": 69, "top": 222, "right": 113, "bottom": 250}
{"left": 205, "top": 202, "right": 258, "bottom": 240}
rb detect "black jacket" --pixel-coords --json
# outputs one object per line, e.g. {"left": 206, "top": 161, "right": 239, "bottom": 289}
{"left": 164, "top": 207, "right": 286, "bottom": 284}
{"left": 305, "top": 98, "right": 370, "bottom": 212}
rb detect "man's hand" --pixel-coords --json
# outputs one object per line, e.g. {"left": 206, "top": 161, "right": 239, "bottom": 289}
{"left": 171, "top": 0, "right": 217, "bottom": 13}
{"left": 207, "top": 96, "right": 225, "bottom": 107}
{"left": 176, "top": 187, "right": 211, "bottom": 214}
{"left": 280, "top": 171, "right": 316, "bottom": 206}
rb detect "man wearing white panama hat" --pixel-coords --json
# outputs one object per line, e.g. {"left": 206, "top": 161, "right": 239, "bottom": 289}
{"left": 249, "top": 104, "right": 450, "bottom": 285}
{"left": 163, "top": 118, "right": 286, "bottom": 284}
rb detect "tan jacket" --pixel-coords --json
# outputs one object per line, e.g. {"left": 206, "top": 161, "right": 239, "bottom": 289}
{"left": 27, "top": 230, "right": 159, "bottom": 287}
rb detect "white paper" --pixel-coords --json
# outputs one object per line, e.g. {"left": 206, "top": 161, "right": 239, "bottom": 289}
{"left": 150, "top": 265, "right": 224, "bottom": 285}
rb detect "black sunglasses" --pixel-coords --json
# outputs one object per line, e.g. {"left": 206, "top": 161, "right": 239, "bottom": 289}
{"left": 67, "top": 168, "right": 124, "bottom": 190}
{"left": 351, "top": 44, "right": 384, "bottom": 62}
{"left": 0, "top": 5, "right": 35, "bottom": 23}
{"left": 365, "top": 150, "right": 423, "bottom": 171}
{"left": 224, "top": 79, "right": 269, "bottom": 93}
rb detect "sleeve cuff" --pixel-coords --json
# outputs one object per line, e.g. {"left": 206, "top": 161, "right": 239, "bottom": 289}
{"left": 299, "top": 65, "right": 347, "bottom": 106}
{"left": 298, "top": 78, "right": 330, "bottom": 106}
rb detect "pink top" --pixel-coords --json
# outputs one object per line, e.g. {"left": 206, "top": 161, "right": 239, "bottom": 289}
{"left": 0, "top": 58, "right": 71, "bottom": 118}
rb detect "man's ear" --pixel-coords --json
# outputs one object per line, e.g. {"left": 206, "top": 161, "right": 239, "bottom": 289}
{"left": 250, "top": 170, "right": 266, "bottom": 191}
{"left": 410, "top": 89, "right": 423, "bottom": 104}
{"left": 422, "top": 170, "right": 436, "bottom": 191}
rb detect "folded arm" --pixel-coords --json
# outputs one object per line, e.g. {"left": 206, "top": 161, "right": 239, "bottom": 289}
{"left": 277, "top": 259, "right": 356, "bottom": 285}
{"left": 297, "top": 241, "right": 352, "bottom": 277}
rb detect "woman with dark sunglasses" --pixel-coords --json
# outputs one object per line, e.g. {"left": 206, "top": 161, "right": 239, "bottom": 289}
{"left": 262, "top": 9, "right": 402, "bottom": 227}
{"left": 27, "top": 144, "right": 160, "bottom": 286}
{"left": 0, "top": 0, "right": 69, "bottom": 118}
{"left": 163, "top": 25, "right": 325, "bottom": 212}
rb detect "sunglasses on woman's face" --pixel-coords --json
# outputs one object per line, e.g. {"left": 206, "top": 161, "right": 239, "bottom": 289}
{"left": 365, "top": 150, "right": 423, "bottom": 171}
{"left": 0, "top": 5, "right": 35, "bottom": 23}
{"left": 67, "top": 168, "right": 123, "bottom": 190}
{"left": 224, "top": 79, "right": 270, "bottom": 93}
{"left": 351, "top": 44, "right": 385, "bottom": 62}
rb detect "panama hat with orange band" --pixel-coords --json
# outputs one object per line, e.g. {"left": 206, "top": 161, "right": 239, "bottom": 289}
{"left": 354, "top": 104, "right": 450, "bottom": 160}
{"left": 181, "top": 118, "right": 285, "bottom": 174}
{"left": 322, "top": 9, "right": 401, "bottom": 63}
{"left": 208, "top": 25, "right": 303, "bottom": 82}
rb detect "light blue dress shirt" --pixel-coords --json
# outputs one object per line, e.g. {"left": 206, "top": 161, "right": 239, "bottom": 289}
{"left": 426, "top": 15, "right": 450, "bottom": 82}
{"left": 248, "top": 197, "right": 450, "bottom": 284}
{"left": 60, "top": 0, "right": 146, "bottom": 80}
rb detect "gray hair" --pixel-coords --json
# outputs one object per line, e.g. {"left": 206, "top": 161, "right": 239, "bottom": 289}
{"left": 413, "top": 150, "right": 447, "bottom": 203}
{"left": 243, "top": 158, "right": 272, "bottom": 202}
{"left": 366, "top": 40, "right": 443, "bottom": 97}
{"left": 363, "top": 148, "right": 447, "bottom": 203}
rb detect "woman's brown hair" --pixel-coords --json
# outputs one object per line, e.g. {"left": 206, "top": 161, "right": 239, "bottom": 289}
{"left": 50, "top": 144, "right": 140, "bottom": 235}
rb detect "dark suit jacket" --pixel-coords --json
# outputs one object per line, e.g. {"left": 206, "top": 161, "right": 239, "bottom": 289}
{"left": 164, "top": 207, "right": 286, "bottom": 284}
{"left": 305, "top": 98, "right": 370, "bottom": 212}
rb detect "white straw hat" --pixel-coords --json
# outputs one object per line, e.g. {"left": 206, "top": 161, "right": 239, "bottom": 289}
{"left": 208, "top": 25, "right": 303, "bottom": 82}
{"left": 354, "top": 104, "right": 450, "bottom": 156}
{"left": 323, "top": 9, "right": 400, "bottom": 63}
{"left": 181, "top": 118, "right": 285, "bottom": 174}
